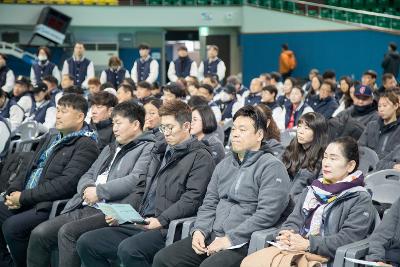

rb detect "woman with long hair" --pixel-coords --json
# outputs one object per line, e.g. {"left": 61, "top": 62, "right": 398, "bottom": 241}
{"left": 333, "top": 76, "right": 354, "bottom": 117}
{"left": 190, "top": 105, "right": 225, "bottom": 164}
{"left": 359, "top": 91, "right": 400, "bottom": 159}
{"left": 255, "top": 104, "right": 284, "bottom": 158}
{"left": 281, "top": 112, "right": 328, "bottom": 200}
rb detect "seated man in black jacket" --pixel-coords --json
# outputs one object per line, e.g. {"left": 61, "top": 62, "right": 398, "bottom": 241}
{"left": 0, "top": 93, "right": 99, "bottom": 267}
{"left": 310, "top": 81, "right": 338, "bottom": 119}
{"left": 90, "top": 91, "right": 118, "bottom": 151}
{"left": 76, "top": 100, "right": 216, "bottom": 267}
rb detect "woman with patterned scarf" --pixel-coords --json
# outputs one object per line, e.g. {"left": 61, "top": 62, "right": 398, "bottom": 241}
{"left": 241, "top": 137, "right": 376, "bottom": 267}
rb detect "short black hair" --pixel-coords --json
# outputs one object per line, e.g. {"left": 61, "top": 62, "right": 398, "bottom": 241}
{"left": 292, "top": 86, "right": 305, "bottom": 96}
{"left": 390, "top": 42, "right": 397, "bottom": 51}
{"left": 75, "top": 42, "right": 85, "bottom": 47}
{"left": 177, "top": 46, "right": 188, "bottom": 52}
{"left": 226, "top": 75, "right": 241, "bottom": 85}
{"left": 163, "top": 83, "right": 186, "bottom": 98}
{"left": 137, "top": 81, "right": 152, "bottom": 90}
{"left": 208, "top": 45, "right": 219, "bottom": 52}
{"left": 187, "top": 95, "right": 209, "bottom": 109}
{"left": 382, "top": 73, "right": 395, "bottom": 84}
{"left": 91, "top": 91, "right": 118, "bottom": 108}
{"left": 322, "top": 70, "right": 336, "bottom": 80}
{"left": 321, "top": 80, "right": 335, "bottom": 92}
{"left": 58, "top": 93, "right": 89, "bottom": 117}
{"left": 282, "top": 43, "right": 289, "bottom": 50}
{"left": 112, "top": 101, "right": 145, "bottom": 130}
{"left": 159, "top": 99, "right": 192, "bottom": 125}
{"left": 64, "top": 85, "right": 85, "bottom": 95}
{"left": 199, "top": 84, "right": 214, "bottom": 95}
{"left": 332, "top": 136, "right": 359, "bottom": 172}
{"left": 192, "top": 105, "right": 217, "bottom": 134}
{"left": 100, "top": 82, "right": 114, "bottom": 90}
{"left": 262, "top": 85, "right": 278, "bottom": 99}
{"left": 143, "top": 97, "right": 162, "bottom": 109}
{"left": 269, "top": 72, "right": 281, "bottom": 82}
{"left": 233, "top": 105, "right": 268, "bottom": 140}
{"left": 122, "top": 78, "right": 136, "bottom": 89}
{"left": 118, "top": 84, "right": 135, "bottom": 97}
{"left": 42, "top": 75, "right": 58, "bottom": 85}
{"left": 363, "top": 70, "right": 377, "bottom": 79}
{"left": 152, "top": 81, "right": 160, "bottom": 90}
{"left": 138, "top": 43, "right": 150, "bottom": 50}
{"left": 203, "top": 74, "right": 218, "bottom": 86}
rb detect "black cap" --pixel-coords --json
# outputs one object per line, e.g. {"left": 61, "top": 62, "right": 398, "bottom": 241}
{"left": 32, "top": 82, "right": 48, "bottom": 94}
{"left": 223, "top": 84, "right": 236, "bottom": 95}
{"left": 15, "top": 76, "right": 31, "bottom": 87}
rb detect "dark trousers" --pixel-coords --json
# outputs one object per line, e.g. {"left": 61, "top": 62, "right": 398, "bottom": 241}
{"left": 77, "top": 226, "right": 165, "bottom": 267}
{"left": 281, "top": 70, "right": 293, "bottom": 81}
{"left": 153, "top": 236, "right": 248, "bottom": 267}
{"left": 0, "top": 201, "right": 49, "bottom": 267}
{"left": 27, "top": 206, "right": 105, "bottom": 267}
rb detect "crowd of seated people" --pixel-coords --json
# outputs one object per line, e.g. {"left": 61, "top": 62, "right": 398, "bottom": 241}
{"left": 0, "top": 41, "right": 400, "bottom": 267}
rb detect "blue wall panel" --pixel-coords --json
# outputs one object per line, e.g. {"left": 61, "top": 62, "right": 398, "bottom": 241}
{"left": 241, "top": 30, "right": 400, "bottom": 86}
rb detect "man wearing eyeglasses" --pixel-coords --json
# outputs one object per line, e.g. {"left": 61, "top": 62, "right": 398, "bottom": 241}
{"left": 153, "top": 105, "right": 292, "bottom": 267}
{"left": 77, "top": 99, "right": 216, "bottom": 267}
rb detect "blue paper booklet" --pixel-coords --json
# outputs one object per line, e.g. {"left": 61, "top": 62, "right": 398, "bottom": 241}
{"left": 96, "top": 203, "right": 147, "bottom": 225}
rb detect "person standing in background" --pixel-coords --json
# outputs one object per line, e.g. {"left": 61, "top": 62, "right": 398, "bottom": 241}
{"left": 279, "top": 43, "right": 297, "bottom": 81}
{"left": 168, "top": 46, "right": 198, "bottom": 82}
{"left": 0, "top": 53, "right": 15, "bottom": 94}
{"left": 382, "top": 42, "right": 400, "bottom": 79}
{"left": 131, "top": 43, "right": 159, "bottom": 84}
{"left": 100, "top": 55, "right": 130, "bottom": 89}
{"left": 198, "top": 45, "right": 226, "bottom": 83}
{"left": 30, "top": 46, "right": 61, "bottom": 86}
{"left": 62, "top": 42, "right": 95, "bottom": 89}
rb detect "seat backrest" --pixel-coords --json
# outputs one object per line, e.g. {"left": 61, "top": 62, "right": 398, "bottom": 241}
{"left": 359, "top": 146, "right": 379, "bottom": 175}
{"left": 15, "top": 121, "right": 40, "bottom": 140}
{"left": 366, "top": 170, "right": 400, "bottom": 205}
{"left": 280, "top": 129, "right": 295, "bottom": 147}
{"left": 365, "top": 169, "right": 400, "bottom": 186}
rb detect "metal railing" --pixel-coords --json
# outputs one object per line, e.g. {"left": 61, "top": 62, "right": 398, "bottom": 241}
{"left": 245, "top": 0, "right": 400, "bottom": 32}
{"left": 1, "top": 0, "right": 400, "bottom": 31}
{"left": 0, "top": 41, "right": 37, "bottom": 64}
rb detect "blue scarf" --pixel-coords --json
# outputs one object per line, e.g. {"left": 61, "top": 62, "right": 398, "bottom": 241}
{"left": 25, "top": 126, "right": 97, "bottom": 189}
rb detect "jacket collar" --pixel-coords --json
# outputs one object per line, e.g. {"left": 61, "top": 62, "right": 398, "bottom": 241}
{"left": 379, "top": 117, "right": 400, "bottom": 133}
{"left": 112, "top": 130, "right": 155, "bottom": 151}
{"left": 92, "top": 118, "right": 113, "bottom": 130}
{"left": 232, "top": 144, "right": 272, "bottom": 167}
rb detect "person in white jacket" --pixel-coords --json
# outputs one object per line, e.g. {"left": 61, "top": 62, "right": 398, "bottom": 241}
{"left": 61, "top": 43, "right": 95, "bottom": 89}
{"left": 281, "top": 86, "right": 314, "bottom": 130}
{"left": 168, "top": 46, "right": 197, "bottom": 82}
{"left": 130, "top": 43, "right": 159, "bottom": 84}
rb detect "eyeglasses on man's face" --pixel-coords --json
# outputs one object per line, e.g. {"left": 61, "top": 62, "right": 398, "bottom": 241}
{"left": 159, "top": 124, "right": 175, "bottom": 134}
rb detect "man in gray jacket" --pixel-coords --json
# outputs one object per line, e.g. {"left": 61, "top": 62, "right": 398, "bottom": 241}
{"left": 27, "top": 101, "right": 155, "bottom": 267}
{"left": 153, "top": 105, "right": 291, "bottom": 267}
